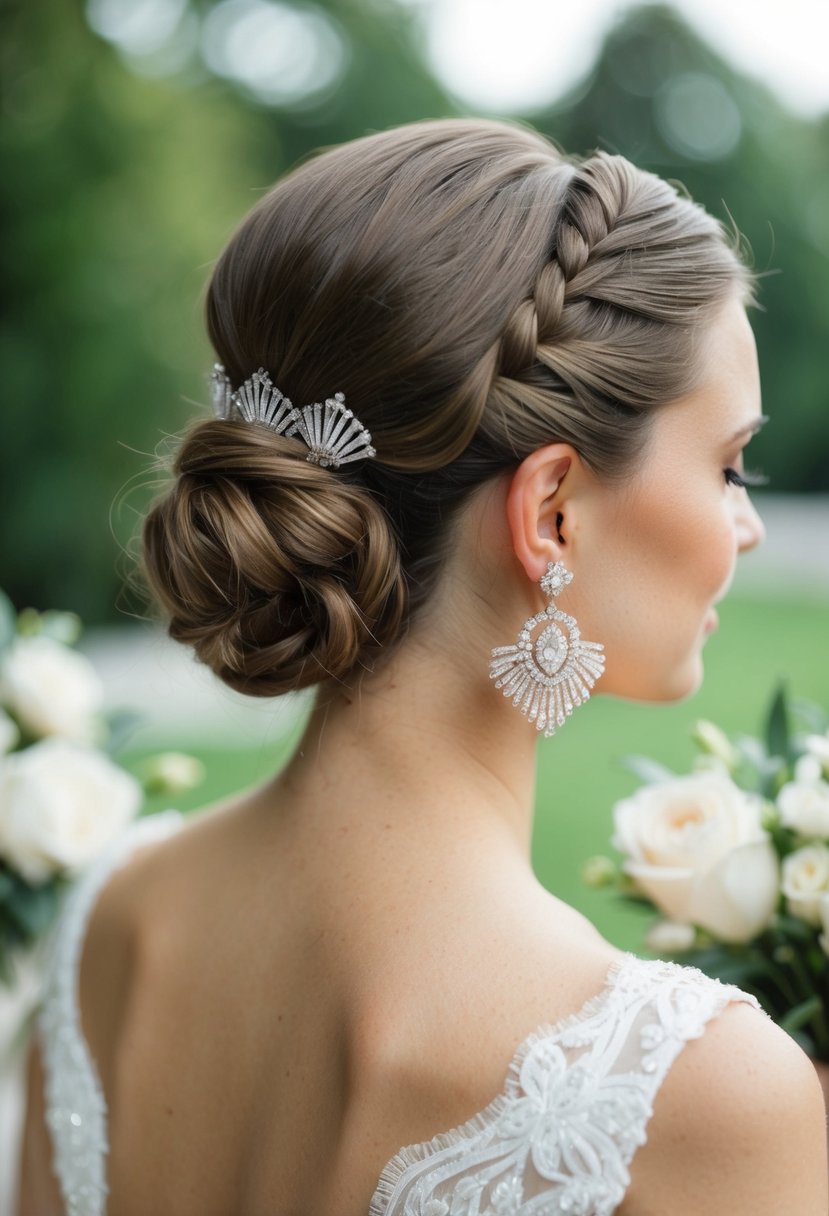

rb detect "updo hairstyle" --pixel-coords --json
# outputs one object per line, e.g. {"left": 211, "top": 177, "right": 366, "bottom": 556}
{"left": 139, "top": 117, "right": 756, "bottom": 698}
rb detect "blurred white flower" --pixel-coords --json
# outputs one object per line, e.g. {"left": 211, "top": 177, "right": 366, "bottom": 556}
{"left": 580, "top": 855, "right": 616, "bottom": 887}
{"left": 0, "top": 738, "right": 141, "bottom": 883}
{"left": 644, "top": 919, "right": 697, "bottom": 953}
{"left": 781, "top": 843, "right": 829, "bottom": 926}
{"left": 139, "top": 751, "right": 205, "bottom": 795}
{"left": 691, "top": 719, "right": 738, "bottom": 772}
{"left": 0, "top": 635, "right": 104, "bottom": 744}
{"left": 794, "top": 753, "right": 823, "bottom": 784}
{"left": 804, "top": 732, "right": 829, "bottom": 775}
{"left": 612, "top": 771, "right": 779, "bottom": 944}
{"left": 777, "top": 767, "right": 829, "bottom": 839}
{"left": 0, "top": 707, "right": 19, "bottom": 755}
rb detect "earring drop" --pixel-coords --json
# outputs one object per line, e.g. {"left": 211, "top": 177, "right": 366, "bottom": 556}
{"left": 489, "top": 560, "right": 605, "bottom": 738}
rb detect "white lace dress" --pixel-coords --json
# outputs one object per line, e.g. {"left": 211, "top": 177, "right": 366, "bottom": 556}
{"left": 35, "top": 809, "right": 768, "bottom": 1216}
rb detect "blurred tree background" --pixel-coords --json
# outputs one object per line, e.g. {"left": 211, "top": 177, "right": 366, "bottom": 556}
{"left": 1, "top": 0, "right": 827, "bottom": 625}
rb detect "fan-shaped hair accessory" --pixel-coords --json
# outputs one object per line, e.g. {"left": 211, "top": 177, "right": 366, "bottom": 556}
{"left": 208, "top": 363, "right": 377, "bottom": 469}
{"left": 489, "top": 560, "right": 605, "bottom": 737}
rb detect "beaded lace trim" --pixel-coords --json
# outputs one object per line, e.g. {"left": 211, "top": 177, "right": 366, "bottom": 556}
{"left": 37, "top": 809, "right": 184, "bottom": 1216}
{"left": 367, "top": 953, "right": 767, "bottom": 1216}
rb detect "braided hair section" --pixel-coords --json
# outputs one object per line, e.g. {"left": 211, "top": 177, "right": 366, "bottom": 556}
{"left": 481, "top": 151, "right": 750, "bottom": 480}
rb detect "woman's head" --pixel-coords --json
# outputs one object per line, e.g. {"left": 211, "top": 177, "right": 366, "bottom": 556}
{"left": 139, "top": 116, "right": 762, "bottom": 706}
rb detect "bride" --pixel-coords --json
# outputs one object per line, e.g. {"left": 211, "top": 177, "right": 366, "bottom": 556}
{"left": 17, "top": 117, "right": 828, "bottom": 1214}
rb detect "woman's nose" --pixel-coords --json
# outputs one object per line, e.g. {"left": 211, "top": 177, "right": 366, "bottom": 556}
{"left": 736, "top": 493, "right": 766, "bottom": 554}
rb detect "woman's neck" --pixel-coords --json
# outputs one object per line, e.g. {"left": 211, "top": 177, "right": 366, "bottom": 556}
{"left": 272, "top": 630, "right": 542, "bottom": 865}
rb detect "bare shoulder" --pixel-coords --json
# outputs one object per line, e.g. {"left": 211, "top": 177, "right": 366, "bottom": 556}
{"left": 83, "top": 794, "right": 246, "bottom": 932}
{"left": 619, "top": 998, "right": 828, "bottom": 1215}
{"left": 77, "top": 799, "right": 242, "bottom": 1035}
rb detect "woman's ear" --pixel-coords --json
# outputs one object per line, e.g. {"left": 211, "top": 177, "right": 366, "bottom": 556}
{"left": 505, "top": 444, "right": 576, "bottom": 582}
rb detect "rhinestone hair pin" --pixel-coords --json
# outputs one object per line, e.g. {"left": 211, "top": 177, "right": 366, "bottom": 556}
{"left": 208, "top": 363, "right": 376, "bottom": 469}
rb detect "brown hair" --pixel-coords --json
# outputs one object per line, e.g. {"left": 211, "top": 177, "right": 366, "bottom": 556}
{"left": 138, "top": 116, "right": 756, "bottom": 697}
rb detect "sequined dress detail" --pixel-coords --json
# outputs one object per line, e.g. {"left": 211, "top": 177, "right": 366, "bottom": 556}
{"left": 35, "top": 810, "right": 767, "bottom": 1216}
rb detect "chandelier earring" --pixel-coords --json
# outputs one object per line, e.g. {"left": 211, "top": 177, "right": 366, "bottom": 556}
{"left": 488, "top": 560, "right": 605, "bottom": 738}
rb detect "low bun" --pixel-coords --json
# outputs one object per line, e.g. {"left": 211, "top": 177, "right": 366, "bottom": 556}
{"left": 140, "top": 419, "right": 407, "bottom": 697}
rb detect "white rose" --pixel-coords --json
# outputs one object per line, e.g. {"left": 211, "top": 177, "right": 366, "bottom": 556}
{"left": 777, "top": 770, "right": 829, "bottom": 839}
{"left": 0, "top": 738, "right": 141, "bottom": 883}
{"left": 612, "top": 771, "right": 779, "bottom": 944}
{"left": 0, "top": 706, "right": 19, "bottom": 755}
{"left": 0, "top": 635, "right": 104, "bottom": 743}
{"left": 781, "top": 844, "right": 829, "bottom": 926}
{"left": 644, "top": 919, "right": 697, "bottom": 953}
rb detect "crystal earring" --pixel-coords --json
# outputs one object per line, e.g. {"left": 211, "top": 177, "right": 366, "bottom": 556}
{"left": 489, "top": 560, "right": 605, "bottom": 738}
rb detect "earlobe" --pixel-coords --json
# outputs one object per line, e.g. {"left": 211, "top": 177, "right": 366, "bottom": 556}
{"left": 505, "top": 445, "right": 573, "bottom": 582}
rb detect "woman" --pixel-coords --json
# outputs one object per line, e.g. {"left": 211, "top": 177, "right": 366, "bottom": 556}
{"left": 17, "top": 117, "right": 828, "bottom": 1214}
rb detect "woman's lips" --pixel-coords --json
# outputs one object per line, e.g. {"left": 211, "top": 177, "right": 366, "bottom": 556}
{"left": 704, "top": 607, "right": 719, "bottom": 632}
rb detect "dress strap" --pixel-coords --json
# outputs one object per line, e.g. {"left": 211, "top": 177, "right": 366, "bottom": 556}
{"left": 36, "top": 809, "right": 184, "bottom": 1216}
{"left": 370, "top": 953, "right": 769, "bottom": 1216}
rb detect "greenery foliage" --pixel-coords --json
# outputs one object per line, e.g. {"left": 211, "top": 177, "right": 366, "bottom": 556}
{"left": 2, "top": 0, "right": 827, "bottom": 626}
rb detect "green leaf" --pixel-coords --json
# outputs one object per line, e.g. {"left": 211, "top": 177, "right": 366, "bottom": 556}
{"left": 779, "top": 995, "right": 824, "bottom": 1034}
{"left": 765, "top": 679, "right": 791, "bottom": 763}
{"left": 614, "top": 890, "right": 656, "bottom": 910}
{"left": 790, "top": 696, "right": 829, "bottom": 735}
{"left": 616, "top": 755, "right": 676, "bottom": 785}
{"left": 0, "top": 867, "right": 15, "bottom": 902}
{"left": 774, "top": 912, "right": 820, "bottom": 943}
{"left": 102, "top": 707, "right": 147, "bottom": 756}
{"left": 0, "top": 947, "right": 14, "bottom": 987}
{"left": 5, "top": 879, "right": 60, "bottom": 939}
{"left": 0, "top": 588, "right": 16, "bottom": 655}
{"left": 682, "top": 948, "right": 787, "bottom": 991}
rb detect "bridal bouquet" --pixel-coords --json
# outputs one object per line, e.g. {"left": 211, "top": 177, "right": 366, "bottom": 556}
{"left": 0, "top": 587, "right": 205, "bottom": 988}
{"left": 582, "top": 683, "right": 829, "bottom": 1061}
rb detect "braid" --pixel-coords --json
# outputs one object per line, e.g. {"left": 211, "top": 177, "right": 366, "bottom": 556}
{"left": 476, "top": 148, "right": 742, "bottom": 475}
{"left": 498, "top": 155, "right": 631, "bottom": 382}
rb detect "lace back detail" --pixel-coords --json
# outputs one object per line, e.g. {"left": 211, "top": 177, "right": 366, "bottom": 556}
{"left": 36, "top": 809, "right": 184, "bottom": 1216}
{"left": 368, "top": 952, "right": 767, "bottom": 1216}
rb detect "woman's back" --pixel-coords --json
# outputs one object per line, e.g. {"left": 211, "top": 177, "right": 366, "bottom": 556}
{"left": 67, "top": 789, "right": 623, "bottom": 1213}
{"left": 25, "top": 778, "right": 828, "bottom": 1215}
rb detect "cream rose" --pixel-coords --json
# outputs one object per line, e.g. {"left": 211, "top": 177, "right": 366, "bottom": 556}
{"left": 0, "top": 635, "right": 105, "bottom": 744}
{"left": 0, "top": 738, "right": 141, "bottom": 883}
{"left": 781, "top": 844, "right": 829, "bottom": 926}
{"left": 612, "top": 771, "right": 779, "bottom": 943}
{"left": 777, "top": 764, "right": 829, "bottom": 839}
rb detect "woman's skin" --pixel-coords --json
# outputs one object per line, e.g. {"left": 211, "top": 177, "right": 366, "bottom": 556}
{"left": 22, "top": 292, "right": 829, "bottom": 1214}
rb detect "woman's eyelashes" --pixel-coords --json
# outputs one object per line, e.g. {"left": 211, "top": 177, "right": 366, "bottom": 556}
{"left": 724, "top": 466, "right": 770, "bottom": 488}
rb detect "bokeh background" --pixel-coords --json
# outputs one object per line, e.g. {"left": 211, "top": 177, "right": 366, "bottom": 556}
{"left": 2, "top": 0, "right": 828, "bottom": 950}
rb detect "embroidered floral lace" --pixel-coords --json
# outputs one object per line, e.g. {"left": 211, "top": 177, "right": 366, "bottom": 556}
{"left": 36, "top": 811, "right": 767, "bottom": 1216}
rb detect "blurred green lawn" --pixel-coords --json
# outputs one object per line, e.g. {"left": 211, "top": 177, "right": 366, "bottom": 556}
{"left": 122, "top": 592, "right": 828, "bottom": 954}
